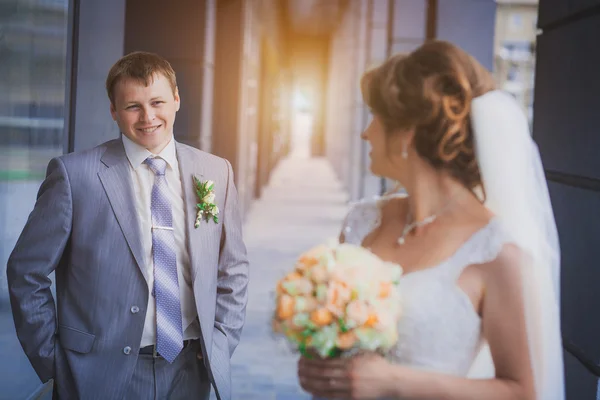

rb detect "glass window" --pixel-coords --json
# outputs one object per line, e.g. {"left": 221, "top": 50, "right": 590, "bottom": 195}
{"left": 493, "top": 3, "right": 538, "bottom": 127}
{"left": 0, "top": 0, "right": 69, "bottom": 398}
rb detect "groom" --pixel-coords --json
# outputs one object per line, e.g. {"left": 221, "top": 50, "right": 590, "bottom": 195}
{"left": 6, "top": 51, "right": 249, "bottom": 400}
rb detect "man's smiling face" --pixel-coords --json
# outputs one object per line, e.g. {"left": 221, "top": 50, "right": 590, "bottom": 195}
{"left": 110, "top": 73, "right": 180, "bottom": 154}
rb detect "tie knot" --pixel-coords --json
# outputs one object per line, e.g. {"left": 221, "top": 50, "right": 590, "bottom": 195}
{"left": 145, "top": 157, "right": 167, "bottom": 176}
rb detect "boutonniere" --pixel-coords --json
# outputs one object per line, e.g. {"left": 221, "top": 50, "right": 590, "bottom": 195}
{"left": 193, "top": 176, "right": 219, "bottom": 227}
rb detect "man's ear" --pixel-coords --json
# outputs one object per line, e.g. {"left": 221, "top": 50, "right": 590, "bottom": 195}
{"left": 110, "top": 102, "right": 118, "bottom": 121}
{"left": 174, "top": 87, "right": 181, "bottom": 112}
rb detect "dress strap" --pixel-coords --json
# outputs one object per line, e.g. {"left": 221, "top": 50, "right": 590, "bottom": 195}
{"left": 341, "top": 191, "right": 407, "bottom": 245}
{"left": 443, "top": 218, "right": 508, "bottom": 279}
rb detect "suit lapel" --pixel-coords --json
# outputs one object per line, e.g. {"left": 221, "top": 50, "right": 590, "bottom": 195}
{"left": 176, "top": 143, "right": 217, "bottom": 287}
{"left": 98, "top": 140, "right": 148, "bottom": 282}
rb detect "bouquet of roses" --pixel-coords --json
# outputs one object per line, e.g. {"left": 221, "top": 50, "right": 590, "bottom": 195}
{"left": 272, "top": 242, "right": 403, "bottom": 358}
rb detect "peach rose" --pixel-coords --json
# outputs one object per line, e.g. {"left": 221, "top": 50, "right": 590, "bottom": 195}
{"left": 277, "top": 295, "right": 295, "bottom": 320}
{"left": 326, "top": 281, "right": 352, "bottom": 316}
{"left": 307, "top": 264, "right": 329, "bottom": 283}
{"left": 336, "top": 331, "right": 358, "bottom": 350}
{"left": 345, "top": 300, "right": 369, "bottom": 327}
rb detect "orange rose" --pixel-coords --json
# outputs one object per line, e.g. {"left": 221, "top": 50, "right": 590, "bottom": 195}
{"left": 310, "top": 308, "right": 334, "bottom": 326}
{"left": 336, "top": 331, "right": 358, "bottom": 350}
{"left": 277, "top": 295, "right": 295, "bottom": 320}
{"left": 364, "top": 314, "right": 379, "bottom": 328}
{"left": 286, "top": 271, "right": 303, "bottom": 281}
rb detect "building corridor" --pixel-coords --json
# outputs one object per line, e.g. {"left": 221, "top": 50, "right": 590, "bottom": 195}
{"left": 221, "top": 155, "right": 349, "bottom": 399}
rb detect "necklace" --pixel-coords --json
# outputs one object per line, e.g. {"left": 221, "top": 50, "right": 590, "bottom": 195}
{"left": 397, "top": 193, "right": 463, "bottom": 245}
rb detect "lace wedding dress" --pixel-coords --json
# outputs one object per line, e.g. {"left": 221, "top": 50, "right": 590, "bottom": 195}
{"left": 341, "top": 191, "right": 502, "bottom": 377}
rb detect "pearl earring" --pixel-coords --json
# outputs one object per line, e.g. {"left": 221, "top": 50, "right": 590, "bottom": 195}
{"left": 401, "top": 143, "right": 408, "bottom": 159}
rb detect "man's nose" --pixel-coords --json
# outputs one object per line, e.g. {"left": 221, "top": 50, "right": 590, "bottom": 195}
{"left": 140, "top": 107, "right": 156, "bottom": 123}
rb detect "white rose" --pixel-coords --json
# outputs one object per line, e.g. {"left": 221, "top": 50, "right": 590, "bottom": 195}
{"left": 335, "top": 243, "right": 382, "bottom": 267}
{"left": 204, "top": 180, "right": 214, "bottom": 189}
{"left": 379, "top": 326, "right": 399, "bottom": 349}
{"left": 212, "top": 205, "right": 219, "bottom": 215}
{"left": 387, "top": 264, "right": 403, "bottom": 283}
{"left": 203, "top": 192, "right": 216, "bottom": 204}
{"left": 353, "top": 327, "right": 380, "bottom": 351}
{"left": 315, "top": 284, "right": 328, "bottom": 303}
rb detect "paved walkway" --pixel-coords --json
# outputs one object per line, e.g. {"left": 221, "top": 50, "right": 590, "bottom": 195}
{"left": 219, "top": 155, "right": 350, "bottom": 400}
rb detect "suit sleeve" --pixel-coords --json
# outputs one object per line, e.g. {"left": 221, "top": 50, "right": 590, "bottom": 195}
{"left": 214, "top": 159, "right": 249, "bottom": 357}
{"left": 6, "top": 156, "right": 73, "bottom": 383}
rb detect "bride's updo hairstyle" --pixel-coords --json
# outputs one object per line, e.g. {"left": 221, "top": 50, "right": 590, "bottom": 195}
{"left": 361, "top": 40, "right": 496, "bottom": 191}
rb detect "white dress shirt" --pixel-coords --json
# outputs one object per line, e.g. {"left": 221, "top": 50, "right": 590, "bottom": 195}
{"left": 122, "top": 134, "right": 200, "bottom": 347}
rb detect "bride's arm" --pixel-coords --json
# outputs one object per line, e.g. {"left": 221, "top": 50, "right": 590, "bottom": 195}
{"left": 385, "top": 244, "right": 535, "bottom": 400}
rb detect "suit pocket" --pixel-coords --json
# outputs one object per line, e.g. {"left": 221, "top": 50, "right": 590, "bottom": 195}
{"left": 58, "top": 325, "right": 95, "bottom": 354}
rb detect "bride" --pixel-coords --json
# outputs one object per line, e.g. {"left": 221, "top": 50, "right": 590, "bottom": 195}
{"left": 297, "top": 41, "right": 564, "bottom": 400}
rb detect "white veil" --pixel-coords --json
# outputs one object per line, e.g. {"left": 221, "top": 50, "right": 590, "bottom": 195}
{"left": 467, "top": 90, "right": 564, "bottom": 399}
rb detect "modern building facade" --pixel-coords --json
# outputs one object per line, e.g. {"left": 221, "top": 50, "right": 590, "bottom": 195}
{"left": 323, "top": 0, "right": 496, "bottom": 201}
{"left": 494, "top": 0, "right": 539, "bottom": 123}
{"left": 534, "top": 0, "right": 600, "bottom": 398}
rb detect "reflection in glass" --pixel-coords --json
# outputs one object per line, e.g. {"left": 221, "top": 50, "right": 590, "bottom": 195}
{"left": 493, "top": 2, "right": 538, "bottom": 127}
{"left": 0, "top": 0, "right": 69, "bottom": 397}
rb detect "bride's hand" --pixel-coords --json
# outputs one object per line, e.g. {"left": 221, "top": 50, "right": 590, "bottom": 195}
{"left": 297, "top": 355, "right": 351, "bottom": 398}
{"left": 298, "top": 352, "right": 395, "bottom": 399}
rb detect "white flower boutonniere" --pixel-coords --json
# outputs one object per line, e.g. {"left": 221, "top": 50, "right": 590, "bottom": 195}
{"left": 193, "top": 176, "right": 219, "bottom": 228}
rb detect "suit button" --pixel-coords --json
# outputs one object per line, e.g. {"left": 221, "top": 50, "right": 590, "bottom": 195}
{"left": 130, "top": 306, "right": 140, "bottom": 314}
{"left": 123, "top": 346, "right": 131, "bottom": 355}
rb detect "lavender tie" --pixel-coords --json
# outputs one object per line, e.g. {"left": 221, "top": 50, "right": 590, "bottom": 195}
{"left": 144, "top": 157, "right": 183, "bottom": 363}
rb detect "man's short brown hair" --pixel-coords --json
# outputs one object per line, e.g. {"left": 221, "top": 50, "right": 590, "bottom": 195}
{"left": 106, "top": 51, "right": 177, "bottom": 105}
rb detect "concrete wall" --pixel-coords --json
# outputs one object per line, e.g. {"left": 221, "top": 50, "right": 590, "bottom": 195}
{"left": 289, "top": 34, "right": 329, "bottom": 158}
{"left": 124, "top": 0, "right": 212, "bottom": 151}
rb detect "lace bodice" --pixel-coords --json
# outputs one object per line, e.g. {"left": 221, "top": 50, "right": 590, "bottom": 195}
{"left": 342, "top": 193, "right": 507, "bottom": 376}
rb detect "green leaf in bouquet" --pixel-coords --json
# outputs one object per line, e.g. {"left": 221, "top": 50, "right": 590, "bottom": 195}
{"left": 328, "top": 348, "right": 343, "bottom": 358}
{"left": 301, "top": 328, "right": 314, "bottom": 338}
{"left": 299, "top": 342, "right": 307, "bottom": 356}
{"left": 338, "top": 317, "right": 349, "bottom": 333}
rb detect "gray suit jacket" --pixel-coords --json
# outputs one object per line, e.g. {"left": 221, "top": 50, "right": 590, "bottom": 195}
{"left": 6, "top": 138, "right": 249, "bottom": 400}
